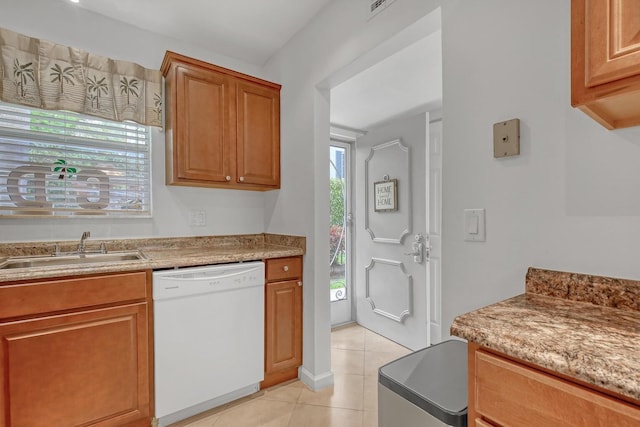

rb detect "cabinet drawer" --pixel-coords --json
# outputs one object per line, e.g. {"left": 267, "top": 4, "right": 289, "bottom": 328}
{"left": 475, "top": 350, "right": 640, "bottom": 427}
{"left": 265, "top": 257, "right": 302, "bottom": 282}
{"left": 0, "top": 271, "right": 148, "bottom": 320}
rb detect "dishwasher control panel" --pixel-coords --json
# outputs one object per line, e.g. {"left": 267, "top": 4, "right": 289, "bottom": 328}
{"left": 152, "top": 262, "right": 265, "bottom": 300}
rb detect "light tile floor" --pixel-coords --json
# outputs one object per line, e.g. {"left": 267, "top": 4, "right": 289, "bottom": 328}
{"left": 174, "top": 323, "right": 411, "bottom": 427}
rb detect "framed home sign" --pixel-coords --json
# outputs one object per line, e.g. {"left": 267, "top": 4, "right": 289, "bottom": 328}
{"left": 374, "top": 178, "right": 398, "bottom": 212}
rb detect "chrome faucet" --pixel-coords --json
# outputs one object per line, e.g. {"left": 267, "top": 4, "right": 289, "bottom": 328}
{"left": 78, "top": 231, "right": 91, "bottom": 254}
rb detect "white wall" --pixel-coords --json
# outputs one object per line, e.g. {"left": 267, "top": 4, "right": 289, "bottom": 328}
{"left": 262, "top": 0, "right": 440, "bottom": 388}
{"left": 0, "top": 0, "right": 267, "bottom": 241}
{"left": 440, "top": 0, "right": 640, "bottom": 338}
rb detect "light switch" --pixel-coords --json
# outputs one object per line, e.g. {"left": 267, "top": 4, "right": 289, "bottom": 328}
{"left": 493, "top": 118, "right": 520, "bottom": 158}
{"left": 464, "top": 209, "right": 485, "bottom": 242}
{"left": 467, "top": 215, "right": 479, "bottom": 234}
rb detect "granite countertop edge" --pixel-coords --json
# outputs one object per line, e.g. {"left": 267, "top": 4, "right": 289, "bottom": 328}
{"left": 0, "top": 233, "right": 305, "bottom": 283}
{"left": 451, "top": 286, "right": 640, "bottom": 403}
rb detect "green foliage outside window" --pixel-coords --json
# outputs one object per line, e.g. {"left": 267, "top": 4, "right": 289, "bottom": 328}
{"left": 330, "top": 178, "right": 345, "bottom": 226}
{"left": 329, "top": 177, "right": 346, "bottom": 267}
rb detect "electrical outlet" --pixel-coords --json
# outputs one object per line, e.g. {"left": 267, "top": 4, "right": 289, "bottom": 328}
{"left": 188, "top": 210, "right": 206, "bottom": 227}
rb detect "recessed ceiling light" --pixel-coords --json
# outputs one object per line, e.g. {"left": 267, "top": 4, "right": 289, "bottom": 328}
{"left": 69, "top": 0, "right": 80, "bottom": 3}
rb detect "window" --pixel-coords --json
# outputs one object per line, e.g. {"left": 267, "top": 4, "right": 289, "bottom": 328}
{"left": 0, "top": 101, "right": 151, "bottom": 217}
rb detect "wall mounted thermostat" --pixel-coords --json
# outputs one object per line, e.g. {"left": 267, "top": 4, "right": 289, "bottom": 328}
{"left": 493, "top": 118, "right": 520, "bottom": 158}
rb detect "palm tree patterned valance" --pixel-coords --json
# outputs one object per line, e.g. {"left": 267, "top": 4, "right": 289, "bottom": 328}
{"left": 0, "top": 27, "right": 162, "bottom": 127}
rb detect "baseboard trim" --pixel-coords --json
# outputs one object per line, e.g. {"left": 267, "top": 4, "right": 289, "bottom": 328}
{"left": 299, "top": 367, "right": 334, "bottom": 391}
{"left": 261, "top": 366, "right": 299, "bottom": 389}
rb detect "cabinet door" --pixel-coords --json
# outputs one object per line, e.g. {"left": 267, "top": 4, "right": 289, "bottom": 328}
{"left": 236, "top": 80, "right": 280, "bottom": 187}
{"left": 174, "top": 64, "right": 235, "bottom": 183}
{"left": 585, "top": 0, "right": 640, "bottom": 87}
{"left": 0, "top": 303, "right": 150, "bottom": 427}
{"left": 264, "top": 280, "right": 302, "bottom": 375}
{"left": 571, "top": 0, "right": 640, "bottom": 129}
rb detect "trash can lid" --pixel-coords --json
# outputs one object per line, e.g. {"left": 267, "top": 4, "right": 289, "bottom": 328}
{"left": 379, "top": 339, "right": 468, "bottom": 427}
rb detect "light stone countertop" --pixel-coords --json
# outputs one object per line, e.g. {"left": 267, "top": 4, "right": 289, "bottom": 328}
{"left": 450, "top": 267, "right": 640, "bottom": 403}
{"left": 0, "top": 233, "right": 305, "bottom": 283}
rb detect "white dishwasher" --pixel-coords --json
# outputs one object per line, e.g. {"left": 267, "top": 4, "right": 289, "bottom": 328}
{"left": 153, "top": 261, "right": 265, "bottom": 427}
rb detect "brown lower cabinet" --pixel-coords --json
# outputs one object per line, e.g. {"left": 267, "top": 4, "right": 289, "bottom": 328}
{"left": 261, "top": 256, "right": 303, "bottom": 389}
{"left": 468, "top": 343, "right": 640, "bottom": 427}
{"left": 0, "top": 271, "right": 153, "bottom": 427}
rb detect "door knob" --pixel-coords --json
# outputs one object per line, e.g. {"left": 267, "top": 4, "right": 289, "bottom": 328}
{"left": 225, "top": 176, "right": 231, "bottom": 181}
{"left": 239, "top": 176, "right": 245, "bottom": 182}
{"left": 283, "top": 265, "right": 289, "bottom": 272}
{"left": 405, "top": 234, "right": 426, "bottom": 264}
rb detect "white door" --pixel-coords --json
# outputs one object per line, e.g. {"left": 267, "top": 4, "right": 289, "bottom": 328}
{"left": 355, "top": 112, "right": 431, "bottom": 350}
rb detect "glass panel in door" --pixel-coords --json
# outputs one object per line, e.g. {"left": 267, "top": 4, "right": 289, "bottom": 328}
{"left": 330, "top": 142, "right": 352, "bottom": 325}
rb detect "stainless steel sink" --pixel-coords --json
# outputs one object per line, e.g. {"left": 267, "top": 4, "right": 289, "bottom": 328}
{"left": 0, "top": 251, "right": 146, "bottom": 269}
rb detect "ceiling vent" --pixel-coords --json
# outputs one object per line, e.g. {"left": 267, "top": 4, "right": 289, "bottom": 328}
{"left": 368, "top": 0, "right": 397, "bottom": 20}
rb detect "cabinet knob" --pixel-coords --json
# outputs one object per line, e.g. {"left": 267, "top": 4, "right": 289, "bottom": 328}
{"left": 239, "top": 176, "right": 245, "bottom": 182}
{"left": 283, "top": 265, "right": 289, "bottom": 272}
{"left": 225, "top": 176, "right": 231, "bottom": 181}
{"left": 297, "top": 281, "right": 302, "bottom": 287}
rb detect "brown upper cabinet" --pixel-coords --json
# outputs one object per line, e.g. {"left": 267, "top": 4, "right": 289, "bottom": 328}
{"left": 571, "top": 0, "right": 640, "bottom": 129}
{"left": 161, "top": 51, "right": 281, "bottom": 190}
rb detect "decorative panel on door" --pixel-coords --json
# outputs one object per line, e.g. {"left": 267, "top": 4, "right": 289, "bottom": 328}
{"left": 365, "top": 258, "right": 413, "bottom": 323}
{"left": 364, "top": 139, "right": 410, "bottom": 244}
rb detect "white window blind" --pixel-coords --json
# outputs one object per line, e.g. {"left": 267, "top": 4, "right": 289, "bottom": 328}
{"left": 0, "top": 101, "right": 151, "bottom": 217}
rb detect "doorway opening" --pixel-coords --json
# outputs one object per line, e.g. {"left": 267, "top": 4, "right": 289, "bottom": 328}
{"left": 325, "top": 9, "right": 443, "bottom": 346}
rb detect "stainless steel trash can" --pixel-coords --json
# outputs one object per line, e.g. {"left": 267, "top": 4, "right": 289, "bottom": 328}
{"left": 378, "top": 340, "right": 467, "bottom": 427}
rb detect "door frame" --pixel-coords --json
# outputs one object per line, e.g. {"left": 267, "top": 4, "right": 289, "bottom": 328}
{"left": 302, "top": 8, "right": 442, "bottom": 391}
{"left": 329, "top": 136, "right": 356, "bottom": 327}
